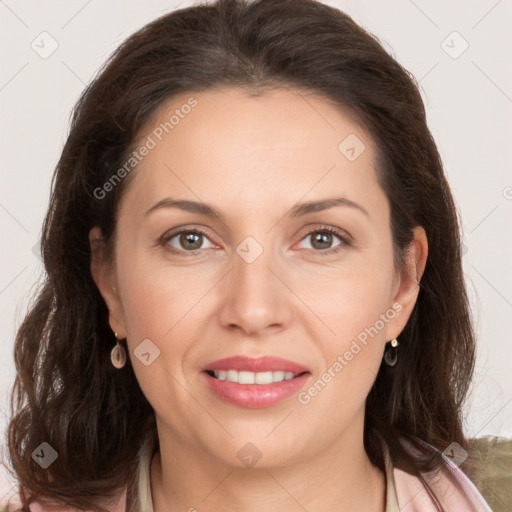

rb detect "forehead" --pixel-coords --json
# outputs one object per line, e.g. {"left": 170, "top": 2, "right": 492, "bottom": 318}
{"left": 120, "top": 87, "right": 382, "bottom": 218}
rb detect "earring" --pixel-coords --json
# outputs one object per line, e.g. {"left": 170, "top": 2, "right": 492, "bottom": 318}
{"left": 384, "top": 338, "right": 399, "bottom": 367}
{"left": 111, "top": 332, "right": 127, "bottom": 369}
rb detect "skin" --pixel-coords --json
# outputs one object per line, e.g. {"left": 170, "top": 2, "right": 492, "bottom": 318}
{"left": 90, "top": 87, "right": 427, "bottom": 512}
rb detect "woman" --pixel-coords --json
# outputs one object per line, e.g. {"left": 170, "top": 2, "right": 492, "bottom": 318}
{"left": 2, "top": 0, "right": 493, "bottom": 510}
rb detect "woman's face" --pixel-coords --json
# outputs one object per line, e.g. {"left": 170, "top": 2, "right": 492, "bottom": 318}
{"left": 91, "top": 87, "right": 426, "bottom": 468}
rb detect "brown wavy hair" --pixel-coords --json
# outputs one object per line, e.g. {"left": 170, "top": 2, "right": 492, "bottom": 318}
{"left": 5, "top": 0, "right": 476, "bottom": 510}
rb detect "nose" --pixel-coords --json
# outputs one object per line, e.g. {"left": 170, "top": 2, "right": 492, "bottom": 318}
{"left": 218, "top": 237, "right": 292, "bottom": 336}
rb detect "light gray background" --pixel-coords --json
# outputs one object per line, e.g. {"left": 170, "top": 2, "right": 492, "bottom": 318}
{"left": 1, "top": 0, "right": 511, "bottom": 494}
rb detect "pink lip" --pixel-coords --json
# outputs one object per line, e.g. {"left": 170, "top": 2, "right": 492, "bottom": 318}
{"left": 201, "top": 356, "right": 311, "bottom": 409}
{"left": 202, "top": 356, "right": 310, "bottom": 374}
{"left": 201, "top": 372, "right": 310, "bottom": 408}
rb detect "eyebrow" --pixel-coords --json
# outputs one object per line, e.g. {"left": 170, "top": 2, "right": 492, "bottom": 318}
{"left": 145, "top": 196, "right": 369, "bottom": 219}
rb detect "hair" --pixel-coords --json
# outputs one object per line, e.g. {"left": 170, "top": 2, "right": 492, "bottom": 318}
{"left": 5, "top": 0, "right": 476, "bottom": 510}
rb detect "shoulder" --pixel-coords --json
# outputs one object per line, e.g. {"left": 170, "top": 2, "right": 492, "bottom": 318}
{"left": 0, "top": 432, "right": 156, "bottom": 512}
{"left": 392, "top": 436, "right": 496, "bottom": 511}
{"left": 467, "top": 436, "right": 512, "bottom": 511}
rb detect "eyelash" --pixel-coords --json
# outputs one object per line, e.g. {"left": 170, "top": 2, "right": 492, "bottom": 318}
{"left": 159, "top": 225, "right": 352, "bottom": 257}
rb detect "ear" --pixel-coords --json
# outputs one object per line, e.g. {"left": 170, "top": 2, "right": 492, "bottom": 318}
{"left": 89, "top": 226, "right": 128, "bottom": 338}
{"left": 385, "top": 225, "right": 428, "bottom": 341}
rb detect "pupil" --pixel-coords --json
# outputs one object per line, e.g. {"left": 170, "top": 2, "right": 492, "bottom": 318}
{"left": 313, "top": 232, "right": 331, "bottom": 249}
{"left": 181, "top": 232, "right": 201, "bottom": 250}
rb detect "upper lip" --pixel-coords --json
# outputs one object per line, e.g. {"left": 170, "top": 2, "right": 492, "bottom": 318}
{"left": 202, "top": 356, "right": 310, "bottom": 374}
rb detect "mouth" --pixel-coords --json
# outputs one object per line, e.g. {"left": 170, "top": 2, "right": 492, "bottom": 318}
{"left": 201, "top": 356, "right": 311, "bottom": 408}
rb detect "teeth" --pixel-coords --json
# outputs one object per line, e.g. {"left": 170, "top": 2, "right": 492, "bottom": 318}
{"left": 226, "top": 370, "right": 238, "bottom": 382}
{"left": 272, "top": 370, "right": 285, "bottom": 382}
{"left": 238, "top": 371, "right": 254, "bottom": 384}
{"left": 255, "top": 371, "right": 273, "bottom": 384}
{"left": 211, "top": 369, "right": 300, "bottom": 384}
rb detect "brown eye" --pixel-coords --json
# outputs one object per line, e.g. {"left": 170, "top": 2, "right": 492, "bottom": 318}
{"left": 310, "top": 231, "right": 335, "bottom": 250}
{"left": 163, "top": 228, "right": 215, "bottom": 253}
{"left": 179, "top": 231, "right": 203, "bottom": 250}
{"left": 297, "top": 226, "right": 351, "bottom": 256}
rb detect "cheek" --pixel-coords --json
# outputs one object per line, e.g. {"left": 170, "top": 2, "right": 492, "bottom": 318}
{"left": 115, "top": 258, "right": 207, "bottom": 422}
{"left": 120, "top": 273, "right": 170, "bottom": 340}
{"left": 117, "top": 249, "right": 208, "bottom": 339}
{"left": 291, "top": 254, "right": 395, "bottom": 344}
{"left": 292, "top": 253, "right": 394, "bottom": 406}
{"left": 297, "top": 276, "right": 390, "bottom": 424}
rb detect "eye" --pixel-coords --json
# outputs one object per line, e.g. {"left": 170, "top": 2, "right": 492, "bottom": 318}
{"left": 161, "top": 227, "right": 215, "bottom": 254}
{"left": 296, "top": 226, "right": 351, "bottom": 255}
{"left": 159, "top": 225, "right": 351, "bottom": 257}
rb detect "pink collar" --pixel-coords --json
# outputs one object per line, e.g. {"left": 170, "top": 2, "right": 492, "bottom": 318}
{"left": 385, "top": 437, "right": 492, "bottom": 511}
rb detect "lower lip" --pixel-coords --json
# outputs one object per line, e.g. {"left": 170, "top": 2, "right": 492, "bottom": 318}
{"left": 202, "top": 372, "right": 310, "bottom": 408}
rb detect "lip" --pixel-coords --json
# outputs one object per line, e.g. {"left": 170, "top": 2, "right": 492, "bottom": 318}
{"left": 202, "top": 356, "right": 310, "bottom": 374}
{"left": 201, "top": 371, "right": 310, "bottom": 408}
{"left": 201, "top": 356, "right": 311, "bottom": 408}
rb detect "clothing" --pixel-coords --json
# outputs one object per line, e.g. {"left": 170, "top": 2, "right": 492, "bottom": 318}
{"left": 1, "top": 435, "right": 493, "bottom": 511}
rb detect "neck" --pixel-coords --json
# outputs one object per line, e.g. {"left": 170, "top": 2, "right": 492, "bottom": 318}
{"left": 150, "top": 422, "right": 386, "bottom": 512}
